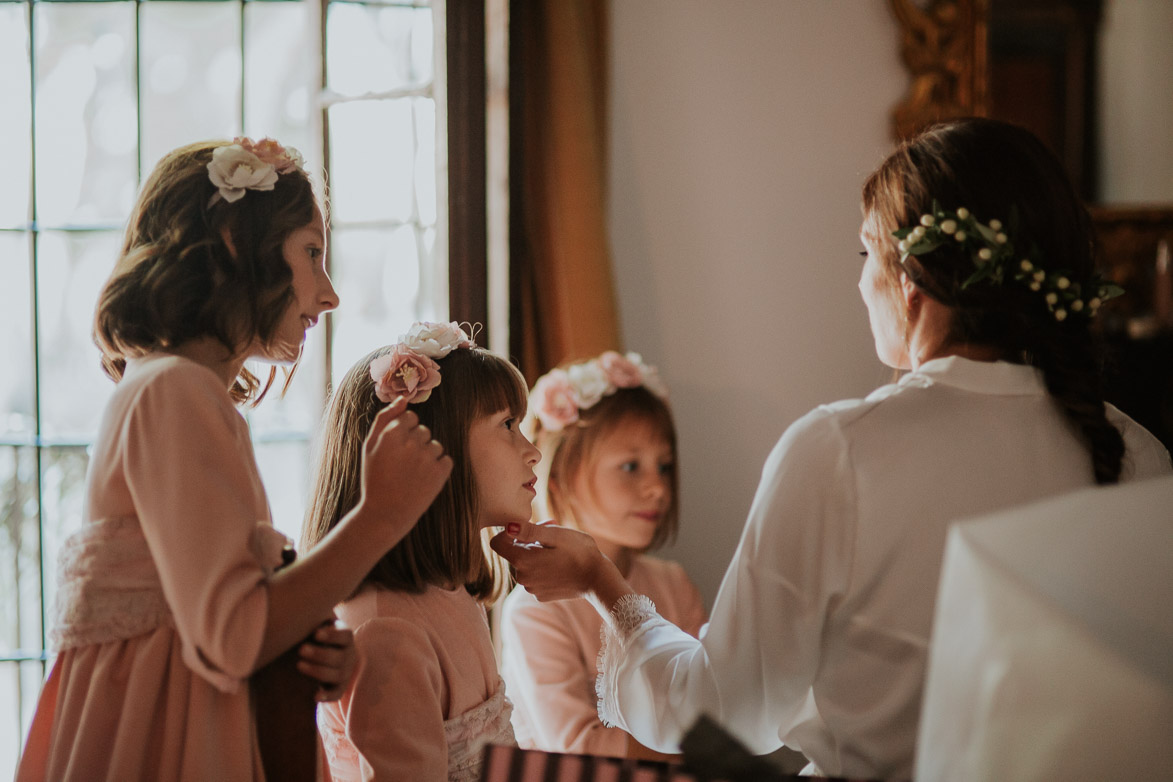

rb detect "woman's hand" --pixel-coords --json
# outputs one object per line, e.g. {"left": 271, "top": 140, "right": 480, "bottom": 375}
{"left": 296, "top": 618, "right": 356, "bottom": 703}
{"left": 358, "top": 395, "right": 453, "bottom": 548}
{"left": 490, "top": 522, "right": 635, "bottom": 611}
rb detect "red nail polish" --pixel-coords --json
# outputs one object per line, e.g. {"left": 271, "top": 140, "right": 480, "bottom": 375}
{"left": 506, "top": 522, "right": 520, "bottom": 536}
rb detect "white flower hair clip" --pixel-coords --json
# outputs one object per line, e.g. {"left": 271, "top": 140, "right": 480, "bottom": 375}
{"left": 531, "top": 351, "right": 668, "bottom": 432}
{"left": 207, "top": 136, "right": 306, "bottom": 208}
{"left": 894, "top": 201, "right": 1124, "bottom": 322}
{"left": 368, "top": 321, "right": 477, "bottom": 404}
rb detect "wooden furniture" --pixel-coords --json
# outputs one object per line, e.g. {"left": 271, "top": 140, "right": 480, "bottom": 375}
{"left": 250, "top": 547, "right": 321, "bottom": 782}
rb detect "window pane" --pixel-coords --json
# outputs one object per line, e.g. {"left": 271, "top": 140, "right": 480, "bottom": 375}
{"left": 329, "top": 225, "right": 422, "bottom": 378}
{"left": 0, "top": 234, "right": 34, "bottom": 440}
{"left": 243, "top": 0, "right": 316, "bottom": 163}
{"left": 254, "top": 439, "right": 311, "bottom": 546}
{"left": 38, "top": 446, "right": 89, "bottom": 641}
{"left": 0, "top": 447, "right": 40, "bottom": 656}
{"left": 140, "top": 1, "right": 241, "bottom": 173}
{"left": 0, "top": 4, "right": 31, "bottom": 229}
{"left": 328, "top": 100, "right": 416, "bottom": 224}
{"left": 326, "top": 3, "right": 433, "bottom": 98}
{"left": 33, "top": 2, "right": 138, "bottom": 227}
{"left": 414, "top": 97, "right": 437, "bottom": 227}
{"left": 36, "top": 231, "right": 119, "bottom": 441}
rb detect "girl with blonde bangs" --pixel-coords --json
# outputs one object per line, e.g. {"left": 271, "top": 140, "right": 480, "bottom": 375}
{"left": 303, "top": 323, "right": 539, "bottom": 782}
{"left": 498, "top": 352, "right": 706, "bottom": 761}
{"left": 540, "top": 387, "right": 681, "bottom": 550}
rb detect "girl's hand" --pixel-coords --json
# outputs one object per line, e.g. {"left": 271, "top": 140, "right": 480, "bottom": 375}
{"left": 296, "top": 619, "right": 356, "bottom": 703}
{"left": 490, "top": 521, "right": 614, "bottom": 602}
{"left": 358, "top": 395, "right": 453, "bottom": 548}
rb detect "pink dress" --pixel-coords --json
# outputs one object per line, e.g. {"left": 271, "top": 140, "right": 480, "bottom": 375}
{"left": 17, "top": 354, "right": 287, "bottom": 782}
{"left": 318, "top": 584, "right": 515, "bottom": 782}
{"left": 498, "top": 555, "right": 707, "bottom": 757}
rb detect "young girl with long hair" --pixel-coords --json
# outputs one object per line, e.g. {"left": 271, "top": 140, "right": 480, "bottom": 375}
{"left": 492, "top": 118, "right": 1172, "bottom": 779}
{"left": 302, "top": 322, "right": 538, "bottom": 782}
{"left": 498, "top": 351, "right": 706, "bottom": 760}
{"left": 17, "top": 138, "right": 451, "bottom": 782}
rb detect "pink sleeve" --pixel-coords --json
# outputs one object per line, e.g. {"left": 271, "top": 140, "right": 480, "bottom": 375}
{"left": 342, "top": 618, "right": 448, "bottom": 781}
{"left": 122, "top": 368, "right": 269, "bottom": 691}
{"left": 499, "top": 596, "right": 628, "bottom": 757}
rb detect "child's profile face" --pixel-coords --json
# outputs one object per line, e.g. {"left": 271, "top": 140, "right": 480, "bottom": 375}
{"left": 468, "top": 407, "right": 541, "bottom": 528}
{"left": 262, "top": 204, "right": 339, "bottom": 364}
{"left": 570, "top": 416, "right": 673, "bottom": 559}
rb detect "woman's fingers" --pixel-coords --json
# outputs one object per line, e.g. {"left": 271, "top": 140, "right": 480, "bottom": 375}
{"left": 490, "top": 525, "right": 603, "bottom": 602}
{"left": 503, "top": 520, "right": 556, "bottom": 546}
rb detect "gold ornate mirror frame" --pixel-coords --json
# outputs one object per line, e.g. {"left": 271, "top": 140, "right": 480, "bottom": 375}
{"left": 889, "top": 0, "right": 988, "bottom": 141}
{"left": 887, "top": 0, "right": 1173, "bottom": 329}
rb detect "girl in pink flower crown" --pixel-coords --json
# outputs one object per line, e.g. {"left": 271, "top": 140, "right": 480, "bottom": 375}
{"left": 17, "top": 139, "right": 452, "bottom": 782}
{"left": 302, "top": 322, "right": 539, "bottom": 782}
{"left": 497, "top": 351, "right": 707, "bottom": 761}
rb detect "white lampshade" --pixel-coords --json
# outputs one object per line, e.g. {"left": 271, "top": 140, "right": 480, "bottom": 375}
{"left": 916, "top": 475, "right": 1173, "bottom": 781}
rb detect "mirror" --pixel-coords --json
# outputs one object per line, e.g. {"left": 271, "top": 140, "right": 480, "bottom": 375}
{"left": 888, "top": 0, "right": 1173, "bottom": 330}
{"left": 986, "top": 0, "right": 1173, "bottom": 206}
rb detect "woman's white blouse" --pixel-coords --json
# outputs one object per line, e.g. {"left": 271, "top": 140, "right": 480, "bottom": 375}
{"left": 597, "top": 356, "right": 1171, "bottom": 780}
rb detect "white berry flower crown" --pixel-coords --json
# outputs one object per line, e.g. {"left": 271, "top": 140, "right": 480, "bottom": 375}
{"left": 206, "top": 136, "right": 306, "bottom": 208}
{"left": 530, "top": 351, "right": 668, "bottom": 432}
{"left": 894, "top": 201, "right": 1123, "bottom": 322}
{"left": 369, "top": 321, "right": 478, "bottom": 404}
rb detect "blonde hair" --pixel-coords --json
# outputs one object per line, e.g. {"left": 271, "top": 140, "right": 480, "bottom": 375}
{"left": 527, "top": 386, "right": 680, "bottom": 551}
{"left": 301, "top": 345, "right": 528, "bottom": 603}
{"left": 94, "top": 139, "right": 320, "bottom": 405}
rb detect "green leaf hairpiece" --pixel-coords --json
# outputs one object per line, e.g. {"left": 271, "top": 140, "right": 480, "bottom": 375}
{"left": 893, "top": 202, "right": 1123, "bottom": 322}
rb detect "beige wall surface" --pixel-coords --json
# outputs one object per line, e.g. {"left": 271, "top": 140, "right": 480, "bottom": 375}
{"left": 608, "top": 0, "right": 907, "bottom": 605}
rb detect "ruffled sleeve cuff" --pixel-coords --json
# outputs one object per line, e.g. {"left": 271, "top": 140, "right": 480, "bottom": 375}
{"left": 595, "top": 593, "right": 660, "bottom": 728}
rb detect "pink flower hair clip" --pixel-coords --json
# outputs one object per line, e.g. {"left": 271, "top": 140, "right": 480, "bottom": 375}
{"left": 206, "top": 136, "right": 306, "bottom": 207}
{"left": 369, "top": 321, "right": 477, "bottom": 404}
{"left": 531, "top": 351, "right": 667, "bottom": 432}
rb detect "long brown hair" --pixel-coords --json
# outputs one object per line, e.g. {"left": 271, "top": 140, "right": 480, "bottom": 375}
{"left": 862, "top": 117, "right": 1124, "bottom": 483}
{"left": 301, "top": 345, "right": 528, "bottom": 602}
{"left": 94, "top": 140, "right": 319, "bottom": 405}
{"left": 528, "top": 386, "right": 681, "bottom": 551}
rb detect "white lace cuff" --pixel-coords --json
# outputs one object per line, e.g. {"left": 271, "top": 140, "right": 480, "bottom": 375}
{"left": 595, "top": 593, "right": 659, "bottom": 728}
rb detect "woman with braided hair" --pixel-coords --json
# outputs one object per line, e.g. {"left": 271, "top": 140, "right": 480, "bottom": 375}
{"left": 491, "top": 117, "right": 1171, "bottom": 779}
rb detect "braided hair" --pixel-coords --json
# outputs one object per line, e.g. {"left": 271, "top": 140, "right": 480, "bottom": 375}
{"left": 862, "top": 117, "right": 1124, "bottom": 484}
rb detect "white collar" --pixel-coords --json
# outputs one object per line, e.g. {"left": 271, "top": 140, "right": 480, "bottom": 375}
{"left": 901, "top": 355, "right": 1046, "bottom": 397}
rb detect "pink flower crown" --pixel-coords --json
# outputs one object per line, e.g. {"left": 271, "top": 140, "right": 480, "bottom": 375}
{"left": 207, "top": 136, "right": 306, "bottom": 208}
{"left": 530, "top": 351, "right": 668, "bottom": 433}
{"left": 369, "top": 321, "right": 477, "bottom": 404}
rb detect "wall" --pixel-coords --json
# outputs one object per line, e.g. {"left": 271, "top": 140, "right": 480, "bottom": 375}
{"left": 608, "top": 0, "right": 907, "bottom": 605}
{"left": 1098, "top": 0, "right": 1173, "bottom": 204}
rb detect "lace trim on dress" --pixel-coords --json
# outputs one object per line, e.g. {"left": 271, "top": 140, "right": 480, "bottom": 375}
{"left": 595, "top": 593, "right": 658, "bottom": 728}
{"left": 51, "top": 517, "right": 174, "bottom": 650}
{"left": 317, "top": 711, "right": 363, "bottom": 782}
{"left": 445, "top": 677, "right": 516, "bottom": 782}
{"left": 51, "top": 517, "right": 290, "bottom": 651}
